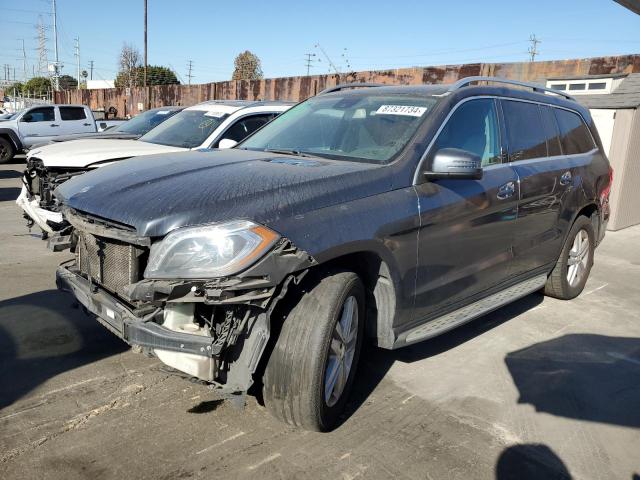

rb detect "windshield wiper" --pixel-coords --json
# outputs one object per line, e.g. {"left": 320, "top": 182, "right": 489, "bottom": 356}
{"left": 264, "top": 148, "right": 318, "bottom": 158}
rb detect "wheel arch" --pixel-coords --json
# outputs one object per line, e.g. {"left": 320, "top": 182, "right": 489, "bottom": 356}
{"left": 0, "top": 128, "right": 23, "bottom": 152}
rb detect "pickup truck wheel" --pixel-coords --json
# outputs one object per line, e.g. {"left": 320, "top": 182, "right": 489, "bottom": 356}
{"left": 0, "top": 137, "right": 15, "bottom": 164}
{"left": 263, "top": 271, "right": 364, "bottom": 431}
{"left": 544, "top": 215, "right": 595, "bottom": 300}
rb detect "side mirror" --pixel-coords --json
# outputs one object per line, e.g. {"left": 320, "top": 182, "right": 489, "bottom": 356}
{"left": 21, "top": 113, "right": 33, "bottom": 122}
{"left": 218, "top": 138, "right": 238, "bottom": 149}
{"left": 425, "top": 148, "right": 483, "bottom": 180}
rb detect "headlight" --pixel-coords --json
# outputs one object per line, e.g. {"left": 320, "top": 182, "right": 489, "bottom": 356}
{"left": 144, "top": 220, "right": 280, "bottom": 279}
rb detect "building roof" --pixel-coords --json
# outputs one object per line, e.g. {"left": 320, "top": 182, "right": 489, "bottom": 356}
{"left": 574, "top": 73, "right": 640, "bottom": 109}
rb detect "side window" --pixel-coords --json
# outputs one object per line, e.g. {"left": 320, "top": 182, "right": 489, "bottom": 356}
{"left": 59, "top": 107, "right": 87, "bottom": 121}
{"left": 502, "top": 100, "right": 547, "bottom": 161}
{"left": 22, "top": 107, "right": 55, "bottom": 123}
{"left": 539, "top": 105, "right": 562, "bottom": 157}
{"left": 431, "top": 98, "right": 501, "bottom": 167}
{"left": 220, "top": 114, "right": 275, "bottom": 144}
{"left": 553, "top": 108, "right": 595, "bottom": 155}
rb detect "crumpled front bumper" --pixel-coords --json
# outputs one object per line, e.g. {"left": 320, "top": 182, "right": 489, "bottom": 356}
{"left": 16, "top": 185, "right": 63, "bottom": 234}
{"left": 55, "top": 265, "right": 221, "bottom": 358}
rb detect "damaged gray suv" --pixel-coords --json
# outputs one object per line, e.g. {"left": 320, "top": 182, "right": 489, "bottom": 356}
{"left": 54, "top": 78, "right": 612, "bottom": 431}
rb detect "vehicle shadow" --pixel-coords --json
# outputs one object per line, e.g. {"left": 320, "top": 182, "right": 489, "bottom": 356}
{"left": 0, "top": 187, "right": 20, "bottom": 201}
{"left": 0, "top": 168, "right": 22, "bottom": 179}
{"left": 504, "top": 333, "right": 640, "bottom": 427}
{"left": 342, "top": 292, "right": 545, "bottom": 424}
{"left": 0, "top": 289, "right": 127, "bottom": 410}
{"left": 495, "top": 443, "right": 572, "bottom": 479}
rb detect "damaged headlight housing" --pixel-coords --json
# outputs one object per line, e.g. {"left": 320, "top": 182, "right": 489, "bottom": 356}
{"left": 144, "top": 220, "right": 280, "bottom": 279}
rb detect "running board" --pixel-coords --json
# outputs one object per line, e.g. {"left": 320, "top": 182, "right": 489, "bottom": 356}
{"left": 401, "top": 274, "right": 547, "bottom": 345}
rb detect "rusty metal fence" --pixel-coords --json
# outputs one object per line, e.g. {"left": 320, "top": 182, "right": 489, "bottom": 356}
{"left": 55, "top": 55, "right": 640, "bottom": 117}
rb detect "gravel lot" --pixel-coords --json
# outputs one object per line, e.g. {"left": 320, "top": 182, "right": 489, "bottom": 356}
{"left": 1, "top": 158, "right": 638, "bottom": 480}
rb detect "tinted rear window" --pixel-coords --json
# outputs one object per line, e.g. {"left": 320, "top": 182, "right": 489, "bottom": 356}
{"left": 554, "top": 109, "right": 595, "bottom": 155}
{"left": 539, "top": 105, "right": 562, "bottom": 157}
{"left": 502, "top": 100, "right": 547, "bottom": 161}
{"left": 59, "top": 107, "right": 87, "bottom": 121}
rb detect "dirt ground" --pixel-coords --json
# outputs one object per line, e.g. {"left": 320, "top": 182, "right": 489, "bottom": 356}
{"left": 1, "top": 159, "right": 639, "bottom": 480}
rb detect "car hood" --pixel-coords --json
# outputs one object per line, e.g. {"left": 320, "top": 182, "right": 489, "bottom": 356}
{"left": 27, "top": 139, "right": 186, "bottom": 168}
{"left": 56, "top": 149, "right": 392, "bottom": 238}
{"left": 49, "top": 132, "right": 140, "bottom": 143}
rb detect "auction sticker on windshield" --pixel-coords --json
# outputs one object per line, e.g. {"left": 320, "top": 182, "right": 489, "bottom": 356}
{"left": 375, "top": 105, "right": 427, "bottom": 117}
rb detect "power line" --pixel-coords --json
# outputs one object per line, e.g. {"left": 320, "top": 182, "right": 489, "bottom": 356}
{"left": 314, "top": 43, "right": 340, "bottom": 73}
{"left": 528, "top": 34, "right": 541, "bottom": 62}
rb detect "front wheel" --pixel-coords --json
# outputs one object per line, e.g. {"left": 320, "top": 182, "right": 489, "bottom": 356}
{"left": 0, "top": 137, "right": 15, "bottom": 164}
{"left": 263, "top": 270, "right": 365, "bottom": 431}
{"left": 544, "top": 215, "right": 595, "bottom": 300}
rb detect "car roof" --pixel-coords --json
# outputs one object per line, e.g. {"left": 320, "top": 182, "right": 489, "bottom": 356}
{"left": 185, "top": 99, "right": 295, "bottom": 114}
{"left": 146, "top": 106, "right": 183, "bottom": 112}
{"left": 319, "top": 83, "right": 589, "bottom": 116}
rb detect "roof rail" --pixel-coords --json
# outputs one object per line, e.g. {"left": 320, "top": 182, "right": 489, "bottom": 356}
{"left": 317, "top": 82, "right": 384, "bottom": 95}
{"left": 448, "top": 76, "right": 576, "bottom": 101}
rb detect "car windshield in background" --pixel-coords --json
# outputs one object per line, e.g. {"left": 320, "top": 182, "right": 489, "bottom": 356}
{"left": 114, "top": 108, "right": 179, "bottom": 135}
{"left": 240, "top": 94, "right": 438, "bottom": 163}
{"left": 139, "top": 110, "right": 229, "bottom": 148}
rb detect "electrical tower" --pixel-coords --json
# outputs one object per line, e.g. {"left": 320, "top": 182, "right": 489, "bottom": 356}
{"left": 21, "top": 39, "right": 27, "bottom": 82}
{"left": 74, "top": 37, "right": 80, "bottom": 89}
{"left": 528, "top": 34, "right": 541, "bottom": 62}
{"left": 37, "top": 18, "right": 49, "bottom": 77}
{"left": 186, "top": 60, "right": 194, "bottom": 85}
{"left": 304, "top": 53, "right": 316, "bottom": 76}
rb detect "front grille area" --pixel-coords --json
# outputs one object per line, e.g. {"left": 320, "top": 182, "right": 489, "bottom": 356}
{"left": 77, "top": 232, "right": 147, "bottom": 295}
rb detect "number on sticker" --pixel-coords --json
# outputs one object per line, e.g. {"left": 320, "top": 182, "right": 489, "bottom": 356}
{"left": 375, "top": 105, "right": 427, "bottom": 117}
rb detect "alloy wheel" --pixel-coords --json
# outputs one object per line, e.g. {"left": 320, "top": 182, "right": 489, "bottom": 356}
{"left": 567, "top": 229, "right": 590, "bottom": 287}
{"left": 324, "top": 295, "right": 358, "bottom": 407}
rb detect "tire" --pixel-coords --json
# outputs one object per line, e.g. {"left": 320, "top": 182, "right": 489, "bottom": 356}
{"left": 544, "top": 215, "right": 595, "bottom": 300}
{"left": 0, "top": 137, "right": 15, "bottom": 164}
{"left": 263, "top": 270, "right": 365, "bottom": 431}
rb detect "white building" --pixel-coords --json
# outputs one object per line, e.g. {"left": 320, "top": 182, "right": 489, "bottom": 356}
{"left": 87, "top": 79, "right": 115, "bottom": 90}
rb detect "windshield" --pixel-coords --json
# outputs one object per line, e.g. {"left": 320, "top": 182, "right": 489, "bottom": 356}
{"left": 114, "top": 108, "right": 179, "bottom": 135}
{"left": 240, "top": 93, "right": 438, "bottom": 163}
{"left": 139, "top": 110, "right": 229, "bottom": 148}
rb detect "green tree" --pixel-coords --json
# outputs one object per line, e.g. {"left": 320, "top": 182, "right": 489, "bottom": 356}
{"left": 115, "top": 65, "right": 179, "bottom": 87}
{"left": 23, "top": 77, "right": 51, "bottom": 96}
{"left": 7, "top": 81, "right": 24, "bottom": 95}
{"left": 232, "top": 51, "right": 263, "bottom": 80}
{"left": 59, "top": 75, "right": 78, "bottom": 90}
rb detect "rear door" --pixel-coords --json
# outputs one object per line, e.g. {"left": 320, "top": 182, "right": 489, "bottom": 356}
{"left": 17, "top": 106, "right": 57, "bottom": 147}
{"left": 412, "top": 97, "right": 519, "bottom": 322}
{"left": 58, "top": 106, "right": 96, "bottom": 135}
{"left": 502, "top": 99, "right": 569, "bottom": 277}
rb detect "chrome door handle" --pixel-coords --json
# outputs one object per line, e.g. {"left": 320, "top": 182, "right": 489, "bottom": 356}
{"left": 560, "top": 171, "right": 572, "bottom": 186}
{"left": 50, "top": 123, "right": 59, "bottom": 127}
{"left": 83, "top": 123, "right": 91, "bottom": 126}
{"left": 497, "top": 181, "right": 516, "bottom": 200}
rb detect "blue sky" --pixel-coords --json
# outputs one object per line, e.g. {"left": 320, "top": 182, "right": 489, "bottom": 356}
{"left": 1, "top": 0, "right": 639, "bottom": 84}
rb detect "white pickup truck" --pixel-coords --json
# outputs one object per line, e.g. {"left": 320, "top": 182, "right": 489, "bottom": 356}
{"left": 0, "top": 104, "right": 120, "bottom": 163}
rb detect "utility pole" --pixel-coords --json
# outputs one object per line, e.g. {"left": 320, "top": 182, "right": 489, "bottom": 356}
{"left": 37, "top": 18, "right": 48, "bottom": 76}
{"left": 89, "top": 60, "right": 94, "bottom": 80}
{"left": 143, "top": 0, "right": 148, "bottom": 108}
{"left": 528, "top": 34, "right": 541, "bottom": 62}
{"left": 186, "top": 60, "right": 194, "bottom": 85}
{"left": 304, "top": 53, "right": 316, "bottom": 76}
{"left": 74, "top": 37, "right": 81, "bottom": 89}
{"left": 51, "top": 0, "right": 60, "bottom": 90}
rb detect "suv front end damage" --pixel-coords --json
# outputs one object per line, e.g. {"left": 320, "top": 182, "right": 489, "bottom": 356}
{"left": 16, "top": 157, "right": 78, "bottom": 235}
{"left": 55, "top": 208, "right": 315, "bottom": 401}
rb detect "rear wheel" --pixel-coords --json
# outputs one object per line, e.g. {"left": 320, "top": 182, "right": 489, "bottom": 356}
{"left": 0, "top": 137, "right": 15, "bottom": 164}
{"left": 544, "top": 215, "right": 595, "bottom": 299}
{"left": 263, "top": 270, "right": 364, "bottom": 431}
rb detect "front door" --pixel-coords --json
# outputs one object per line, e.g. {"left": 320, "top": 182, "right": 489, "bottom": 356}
{"left": 412, "top": 98, "right": 519, "bottom": 324}
{"left": 18, "top": 106, "right": 57, "bottom": 147}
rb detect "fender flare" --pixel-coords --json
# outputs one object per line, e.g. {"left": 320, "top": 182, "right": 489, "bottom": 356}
{"left": 0, "top": 128, "right": 23, "bottom": 152}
